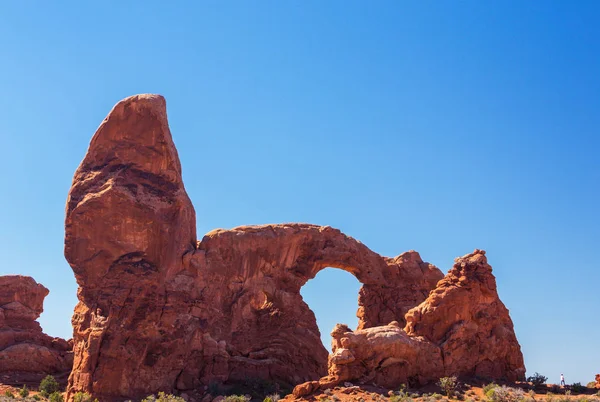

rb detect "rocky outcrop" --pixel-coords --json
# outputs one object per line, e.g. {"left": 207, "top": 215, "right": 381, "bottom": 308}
{"left": 323, "top": 322, "right": 443, "bottom": 389}
{"left": 64, "top": 94, "right": 524, "bottom": 401}
{"left": 0, "top": 275, "right": 73, "bottom": 378}
{"left": 595, "top": 374, "right": 600, "bottom": 389}
{"left": 294, "top": 250, "right": 525, "bottom": 396}
{"left": 405, "top": 250, "right": 525, "bottom": 381}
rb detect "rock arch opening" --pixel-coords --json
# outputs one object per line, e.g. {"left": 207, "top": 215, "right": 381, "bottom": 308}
{"left": 300, "top": 267, "right": 362, "bottom": 352}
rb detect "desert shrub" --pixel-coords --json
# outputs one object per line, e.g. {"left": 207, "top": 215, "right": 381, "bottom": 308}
{"left": 4, "top": 390, "right": 15, "bottom": 399}
{"left": 49, "top": 392, "right": 64, "bottom": 402}
{"left": 142, "top": 392, "right": 185, "bottom": 402}
{"left": 33, "top": 396, "right": 41, "bottom": 401}
{"left": 484, "top": 383, "right": 499, "bottom": 395}
{"left": 587, "top": 383, "right": 597, "bottom": 389}
{"left": 264, "top": 394, "right": 281, "bottom": 402}
{"left": 528, "top": 373, "right": 548, "bottom": 387}
{"left": 486, "top": 386, "right": 524, "bottom": 402}
{"left": 438, "top": 377, "right": 458, "bottom": 397}
{"left": 433, "top": 394, "right": 444, "bottom": 400}
{"left": 572, "top": 383, "right": 586, "bottom": 394}
{"left": 389, "top": 396, "right": 412, "bottom": 402}
{"left": 18, "top": 386, "right": 29, "bottom": 399}
{"left": 224, "top": 396, "right": 250, "bottom": 402}
{"left": 73, "top": 392, "right": 99, "bottom": 402}
{"left": 39, "top": 375, "right": 60, "bottom": 397}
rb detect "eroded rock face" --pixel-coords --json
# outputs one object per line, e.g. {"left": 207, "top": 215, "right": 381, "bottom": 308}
{"left": 65, "top": 94, "right": 524, "bottom": 401}
{"left": 405, "top": 250, "right": 525, "bottom": 381}
{"left": 0, "top": 275, "right": 73, "bottom": 378}
{"left": 323, "top": 322, "right": 443, "bottom": 389}
{"left": 294, "top": 250, "right": 525, "bottom": 396}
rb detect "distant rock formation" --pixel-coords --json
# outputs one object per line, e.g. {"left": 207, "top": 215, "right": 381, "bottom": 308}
{"left": 0, "top": 275, "right": 73, "bottom": 379}
{"left": 64, "top": 94, "right": 525, "bottom": 401}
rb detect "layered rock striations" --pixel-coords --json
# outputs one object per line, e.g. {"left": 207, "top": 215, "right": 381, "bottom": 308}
{"left": 0, "top": 275, "right": 72, "bottom": 377}
{"left": 64, "top": 94, "right": 525, "bottom": 401}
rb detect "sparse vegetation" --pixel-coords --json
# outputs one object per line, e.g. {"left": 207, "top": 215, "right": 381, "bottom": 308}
{"left": 528, "top": 373, "right": 548, "bottom": 387}
{"left": 486, "top": 385, "right": 524, "bottom": 402}
{"left": 438, "top": 377, "right": 458, "bottom": 398}
{"left": 73, "top": 391, "right": 99, "bottom": 402}
{"left": 39, "top": 375, "right": 60, "bottom": 398}
{"left": 142, "top": 392, "right": 186, "bottom": 402}
{"left": 224, "top": 396, "right": 250, "bottom": 402}
{"left": 19, "top": 386, "right": 29, "bottom": 399}
{"left": 571, "top": 383, "right": 586, "bottom": 394}
{"left": 48, "top": 392, "right": 64, "bottom": 402}
{"left": 4, "top": 391, "right": 14, "bottom": 399}
{"left": 264, "top": 394, "right": 280, "bottom": 402}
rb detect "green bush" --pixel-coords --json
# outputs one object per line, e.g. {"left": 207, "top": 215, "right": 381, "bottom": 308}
{"left": 39, "top": 375, "right": 61, "bottom": 397}
{"left": 572, "top": 383, "right": 586, "bottom": 394}
{"left": 224, "top": 396, "right": 250, "bottom": 402}
{"left": 49, "top": 392, "right": 64, "bottom": 402}
{"left": 142, "top": 392, "right": 185, "bottom": 402}
{"left": 438, "top": 377, "right": 458, "bottom": 398}
{"left": 389, "top": 395, "right": 412, "bottom": 402}
{"left": 264, "top": 394, "right": 281, "bottom": 402}
{"left": 33, "top": 395, "right": 41, "bottom": 401}
{"left": 18, "top": 385, "right": 29, "bottom": 398}
{"left": 433, "top": 393, "right": 444, "bottom": 400}
{"left": 4, "top": 390, "right": 15, "bottom": 398}
{"left": 73, "top": 391, "right": 99, "bottom": 402}
{"left": 527, "top": 373, "right": 548, "bottom": 387}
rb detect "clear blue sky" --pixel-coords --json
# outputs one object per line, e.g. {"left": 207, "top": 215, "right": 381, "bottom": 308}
{"left": 1, "top": 1, "right": 598, "bottom": 386}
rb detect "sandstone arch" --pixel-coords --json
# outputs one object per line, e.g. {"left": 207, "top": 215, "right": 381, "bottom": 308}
{"left": 65, "top": 95, "right": 524, "bottom": 401}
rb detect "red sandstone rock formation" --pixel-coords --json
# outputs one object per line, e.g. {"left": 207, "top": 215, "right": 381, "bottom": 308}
{"left": 293, "top": 250, "right": 525, "bottom": 396}
{"left": 64, "top": 94, "right": 524, "bottom": 401}
{"left": 324, "top": 321, "right": 443, "bottom": 389}
{"left": 595, "top": 374, "right": 600, "bottom": 389}
{"left": 0, "top": 275, "right": 72, "bottom": 378}
{"left": 405, "top": 250, "right": 525, "bottom": 381}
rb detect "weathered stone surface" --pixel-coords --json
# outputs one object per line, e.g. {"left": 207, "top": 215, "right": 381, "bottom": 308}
{"left": 64, "top": 94, "right": 523, "bottom": 401}
{"left": 293, "top": 250, "right": 526, "bottom": 396}
{"left": 595, "top": 374, "right": 600, "bottom": 389}
{"left": 65, "top": 94, "right": 197, "bottom": 399}
{"left": 0, "top": 275, "right": 73, "bottom": 378}
{"left": 405, "top": 249, "right": 525, "bottom": 381}
{"left": 323, "top": 321, "right": 443, "bottom": 389}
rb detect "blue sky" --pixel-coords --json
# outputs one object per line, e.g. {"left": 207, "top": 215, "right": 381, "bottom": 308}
{"left": 1, "top": 1, "right": 598, "bottom": 385}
